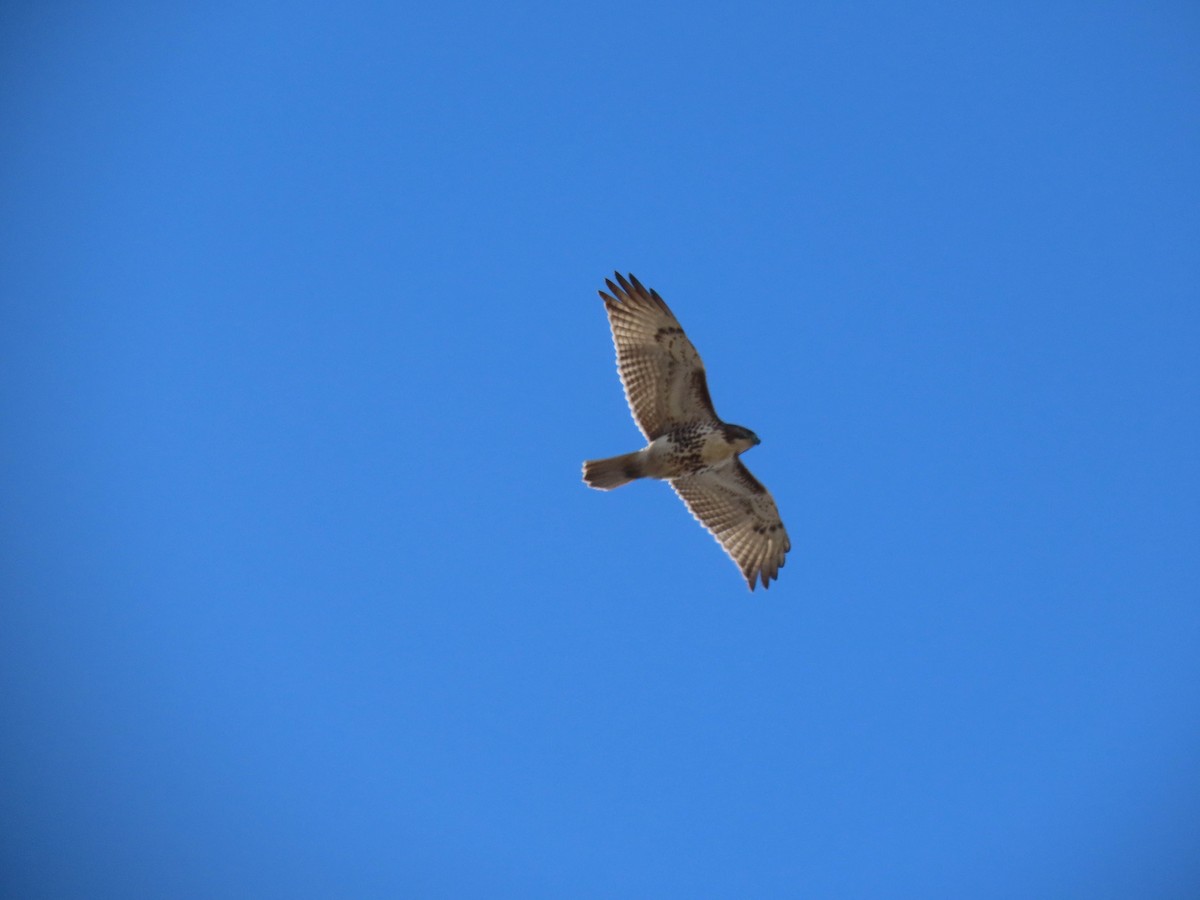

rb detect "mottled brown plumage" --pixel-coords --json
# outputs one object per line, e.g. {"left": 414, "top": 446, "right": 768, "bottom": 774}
{"left": 583, "top": 272, "right": 790, "bottom": 591}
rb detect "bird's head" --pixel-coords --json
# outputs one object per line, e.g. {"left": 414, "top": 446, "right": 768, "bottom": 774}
{"left": 722, "top": 424, "right": 761, "bottom": 453}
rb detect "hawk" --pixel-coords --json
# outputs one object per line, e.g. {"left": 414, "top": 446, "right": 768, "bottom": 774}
{"left": 582, "top": 272, "right": 790, "bottom": 590}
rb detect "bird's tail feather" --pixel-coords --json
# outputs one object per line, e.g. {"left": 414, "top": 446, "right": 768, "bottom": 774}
{"left": 582, "top": 451, "right": 645, "bottom": 490}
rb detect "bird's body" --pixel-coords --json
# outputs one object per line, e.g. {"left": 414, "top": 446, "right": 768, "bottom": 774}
{"left": 583, "top": 423, "right": 759, "bottom": 489}
{"left": 583, "top": 272, "right": 790, "bottom": 591}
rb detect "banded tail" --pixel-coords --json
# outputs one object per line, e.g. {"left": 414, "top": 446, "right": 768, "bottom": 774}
{"left": 582, "top": 451, "right": 645, "bottom": 490}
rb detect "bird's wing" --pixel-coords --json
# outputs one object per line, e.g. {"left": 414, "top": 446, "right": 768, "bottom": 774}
{"left": 671, "top": 459, "right": 790, "bottom": 591}
{"left": 599, "top": 272, "right": 719, "bottom": 440}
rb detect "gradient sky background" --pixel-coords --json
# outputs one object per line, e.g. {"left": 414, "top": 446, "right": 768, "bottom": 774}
{"left": 3, "top": 3, "right": 1199, "bottom": 897}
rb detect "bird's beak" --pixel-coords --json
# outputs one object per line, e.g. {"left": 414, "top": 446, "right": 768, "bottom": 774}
{"left": 753, "top": 436, "right": 762, "bottom": 446}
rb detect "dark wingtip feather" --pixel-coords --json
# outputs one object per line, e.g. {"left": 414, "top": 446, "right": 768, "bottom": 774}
{"left": 613, "top": 273, "right": 674, "bottom": 316}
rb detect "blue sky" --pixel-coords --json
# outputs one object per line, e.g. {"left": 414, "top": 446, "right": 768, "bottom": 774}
{"left": 2, "top": 2, "right": 1198, "bottom": 897}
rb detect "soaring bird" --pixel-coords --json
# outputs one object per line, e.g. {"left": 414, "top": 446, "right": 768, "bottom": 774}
{"left": 583, "top": 272, "right": 790, "bottom": 590}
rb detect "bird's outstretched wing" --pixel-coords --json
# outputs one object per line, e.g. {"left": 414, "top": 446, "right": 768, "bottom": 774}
{"left": 671, "top": 459, "right": 790, "bottom": 591}
{"left": 599, "top": 272, "right": 719, "bottom": 440}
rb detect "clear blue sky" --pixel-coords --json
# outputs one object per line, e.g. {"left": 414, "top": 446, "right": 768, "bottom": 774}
{"left": 3, "top": 3, "right": 1198, "bottom": 897}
